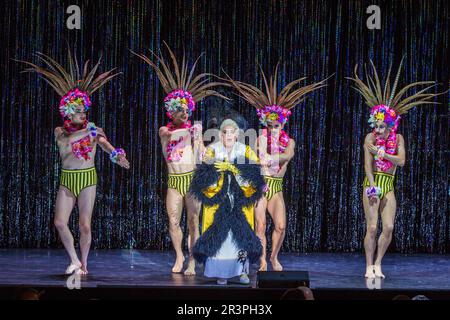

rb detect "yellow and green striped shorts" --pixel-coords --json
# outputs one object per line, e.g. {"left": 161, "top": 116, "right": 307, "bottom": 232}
{"left": 264, "top": 176, "right": 284, "bottom": 201}
{"left": 60, "top": 167, "right": 97, "bottom": 198}
{"left": 363, "top": 172, "right": 395, "bottom": 199}
{"left": 168, "top": 171, "right": 194, "bottom": 197}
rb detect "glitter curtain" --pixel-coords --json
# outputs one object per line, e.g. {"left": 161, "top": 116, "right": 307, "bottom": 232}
{"left": 0, "top": 0, "right": 448, "bottom": 253}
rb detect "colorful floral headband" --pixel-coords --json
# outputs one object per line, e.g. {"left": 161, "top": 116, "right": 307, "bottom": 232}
{"left": 59, "top": 88, "right": 91, "bottom": 118}
{"left": 256, "top": 105, "right": 292, "bottom": 127}
{"left": 368, "top": 105, "right": 400, "bottom": 131}
{"left": 163, "top": 89, "right": 195, "bottom": 119}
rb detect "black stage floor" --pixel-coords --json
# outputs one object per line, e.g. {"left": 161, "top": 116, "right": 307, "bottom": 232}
{"left": 1, "top": 249, "right": 449, "bottom": 300}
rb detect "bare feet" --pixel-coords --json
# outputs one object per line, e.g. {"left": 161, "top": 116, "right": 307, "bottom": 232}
{"left": 373, "top": 265, "right": 385, "bottom": 278}
{"left": 270, "top": 258, "right": 283, "bottom": 271}
{"left": 75, "top": 268, "right": 88, "bottom": 275}
{"left": 172, "top": 255, "right": 185, "bottom": 273}
{"left": 80, "top": 264, "right": 89, "bottom": 275}
{"left": 183, "top": 258, "right": 196, "bottom": 276}
{"left": 65, "top": 262, "right": 82, "bottom": 275}
{"left": 259, "top": 260, "right": 267, "bottom": 272}
{"left": 365, "top": 265, "right": 375, "bottom": 278}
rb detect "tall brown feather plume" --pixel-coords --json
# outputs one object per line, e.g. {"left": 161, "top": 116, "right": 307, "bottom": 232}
{"left": 131, "top": 41, "right": 229, "bottom": 102}
{"left": 222, "top": 63, "right": 328, "bottom": 111}
{"left": 15, "top": 47, "right": 120, "bottom": 97}
{"left": 346, "top": 56, "right": 444, "bottom": 115}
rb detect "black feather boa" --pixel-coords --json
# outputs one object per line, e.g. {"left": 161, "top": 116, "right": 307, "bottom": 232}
{"left": 189, "top": 160, "right": 265, "bottom": 264}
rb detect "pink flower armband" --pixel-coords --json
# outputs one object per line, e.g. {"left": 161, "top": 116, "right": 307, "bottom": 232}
{"left": 110, "top": 148, "right": 126, "bottom": 163}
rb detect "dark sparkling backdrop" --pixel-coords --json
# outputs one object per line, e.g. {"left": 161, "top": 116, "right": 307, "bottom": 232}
{"left": 0, "top": 0, "right": 448, "bottom": 253}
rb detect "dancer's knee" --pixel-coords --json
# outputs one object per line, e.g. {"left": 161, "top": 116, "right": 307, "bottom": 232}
{"left": 187, "top": 216, "right": 198, "bottom": 229}
{"left": 255, "top": 220, "right": 266, "bottom": 235}
{"left": 54, "top": 218, "right": 67, "bottom": 231}
{"left": 274, "top": 224, "right": 286, "bottom": 234}
{"left": 169, "top": 218, "right": 181, "bottom": 230}
{"left": 366, "top": 225, "right": 377, "bottom": 238}
{"left": 382, "top": 224, "right": 394, "bottom": 237}
{"left": 79, "top": 222, "right": 91, "bottom": 235}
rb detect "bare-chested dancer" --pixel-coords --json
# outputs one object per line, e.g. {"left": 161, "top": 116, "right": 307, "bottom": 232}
{"left": 132, "top": 42, "right": 228, "bottom": 275}
{"left": 225, "top": 64, "right": 327, "bottom": 271}
{"left": 18, "top": 50, "right": 130, "bottom": 275}
{"left": 348, "top": 57, "right": 442, "bottom": 278}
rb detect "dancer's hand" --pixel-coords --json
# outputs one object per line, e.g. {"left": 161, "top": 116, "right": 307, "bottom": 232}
{"left": 201, "top": 147, "right": 215, "bottom": 164}
{"left": 367, "top": 144, "right": 379, "bottom": 156}
{"left": 214, "top": 161, "right": 230, "bottom": 172}
{"left": 259, "top": 134, "right": 269, "bottom": 147}
{"left": 191, "top": 123, "right": 203, "bottom": 141}
{"left": 54, "top": 127, "right": 64, "bottom": 138}
{"left": 214, "top": 161, "right": 240, "bottom": 175}
{"left": 368, "top": 195, "right": 379, "bottom": 205}
{"left": 260, "top": 155, "right": 273, "bottom": 167}
{"left": 116, "top": 154, "right": 130, "bottom": 169}
{"left": 159, "top": 126, "right": 173, "bottom": 139}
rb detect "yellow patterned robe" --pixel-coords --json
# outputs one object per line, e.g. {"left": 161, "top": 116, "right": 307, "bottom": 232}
{"left": 201, "top": 142, "right": 259, "bottom": 234}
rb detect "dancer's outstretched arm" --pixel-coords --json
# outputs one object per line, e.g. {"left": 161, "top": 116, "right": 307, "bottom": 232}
{"left": 96, "top": 128, "right": 130, "bottom": 169}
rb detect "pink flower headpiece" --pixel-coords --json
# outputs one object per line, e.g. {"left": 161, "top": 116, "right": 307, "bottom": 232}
{"left": 59, "top": 88, "right": 91, "bottom": 118}
{"left": 256, "top": 105, "right": 292, "bottom": 127}
{"left": 368, "top": 105, "right": 400, "bottom": 132}
{"left": 163, "top": 89, "right": 196, "bottom": 119}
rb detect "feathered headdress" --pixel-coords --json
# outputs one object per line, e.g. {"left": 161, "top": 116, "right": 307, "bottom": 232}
{"left": 347, "top": 56, "right": 444, "bottom": 172}
{"left": 223, "top": 62, "right": 328, "bottom": 126}
{"left": 346, "top": 56, "right": 442, "bottom": 130}
{"left": 16, "top": 48, "right": 119, "bottom": 120}
{"left": 131, "top": 41, "right": 229, "bottom": 119}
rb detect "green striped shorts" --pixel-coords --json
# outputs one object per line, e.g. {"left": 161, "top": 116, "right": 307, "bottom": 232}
{"left": 60, "top": 167, "right": 97, "bottom": 198}
{"left": 363, "top": 172, "right": 395, "bottom": 199}
{"left": 168, "top": 171, "right": 194, "bottom": 197}
{"left": 264, "top": 176, "right": 284, "bottom": 200}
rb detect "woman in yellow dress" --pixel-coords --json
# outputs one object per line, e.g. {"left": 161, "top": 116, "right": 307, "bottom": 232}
{"left": 190, "top": 119, "right": 265, "bottom": 285}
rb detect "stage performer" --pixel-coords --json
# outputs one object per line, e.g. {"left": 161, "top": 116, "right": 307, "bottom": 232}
{"left": 190, "top": 119, "right": 265, "bottom": 285}
{"left": 18, "top": 49, "right": 130, "bottom": 275}
{"left": 347, "top": 57, "right": 442, "bottom": 278}
{"left": 224, "top": 64, "right": 327, "bottom": 271}
{"left": 132, "top": 42, "right": 228, "bottom": 275}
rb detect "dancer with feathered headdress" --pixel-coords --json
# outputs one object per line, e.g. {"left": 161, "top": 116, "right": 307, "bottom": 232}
{"left": 225, "top": 63, "right": 328, "bottom": 271}
{"left": 347, "top": 56, "right": 443, "bottom": 279}
{"left": 17, "top": 48, "right": 130, "bottom": 275}
{"left": 132, "top": 42, "right": 229, "bottom": 275}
